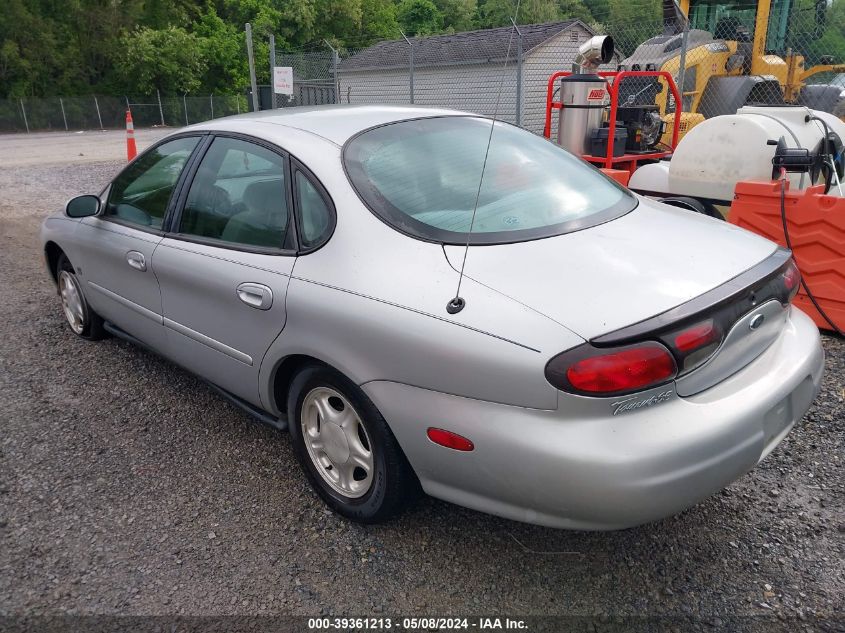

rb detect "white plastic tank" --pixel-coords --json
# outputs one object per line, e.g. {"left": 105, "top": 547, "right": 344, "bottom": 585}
{"left": 629, "top": 106, "right": 845, "bottom": 202}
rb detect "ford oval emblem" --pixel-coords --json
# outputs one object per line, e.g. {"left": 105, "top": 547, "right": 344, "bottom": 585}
{"left": 749, "top": 313, "right": 766, "bottom": 330}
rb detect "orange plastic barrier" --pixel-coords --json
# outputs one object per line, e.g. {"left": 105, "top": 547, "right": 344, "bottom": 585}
{"left": 729, "top": 181, "right": 845, "bottom": 332}
{"left": 600, "top": 168, "right": 630, "bottom": 187}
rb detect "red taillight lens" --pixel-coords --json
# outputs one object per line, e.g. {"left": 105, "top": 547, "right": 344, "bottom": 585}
{"left": 547, "top": 342, "right": 677, "bottom": 396}
{"left": 673, "top": 319, "right": 719, "bottom": 352}
{"left": 782, "top": 259, "right": 801, "bottom": 301}
{"left": 666, "top": 318, "right": 723, "bottom": 372}
{"left": 427, "top": 428, "right": 474, "bottom": 451}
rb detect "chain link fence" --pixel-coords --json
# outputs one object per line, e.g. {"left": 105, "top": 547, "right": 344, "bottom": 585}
{"left": 265, "top": 2, "right": 844, "bottom": 136}
{"left": 0, "top": 94, "right": 249, "bottom": 133}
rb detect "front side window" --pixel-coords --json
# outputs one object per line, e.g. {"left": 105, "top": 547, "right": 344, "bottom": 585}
{"left": 179, "top": 137, "right": 292, "bottom": 250}
{"left": 343, "top": 117, "right": 635, "bottom": 245}
{"left": 106, "top": 136, "right": 199, "bottom": 229}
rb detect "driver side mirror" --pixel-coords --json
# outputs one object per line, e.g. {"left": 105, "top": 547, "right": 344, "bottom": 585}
{"left": 65, "top": 195, "right": 101, "bottom": 218}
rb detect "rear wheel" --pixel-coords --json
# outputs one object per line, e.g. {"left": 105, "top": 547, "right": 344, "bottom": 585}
{"left": 56, "top": 254, "right": 105, "bottom": 340}
{"left": 287, "top": 364, "right": 417, "bottom": 523}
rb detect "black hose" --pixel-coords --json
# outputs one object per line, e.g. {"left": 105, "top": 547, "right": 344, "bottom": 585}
{"left": 804, "top": 113, "right": 843, "bottom": 194}
{"left": 778, "top": 174, "right": 844, "bottom": 336}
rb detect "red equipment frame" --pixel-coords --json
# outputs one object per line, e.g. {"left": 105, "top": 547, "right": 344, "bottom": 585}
{"left": 543, "top": 70, "right": 683, "bottom": 172}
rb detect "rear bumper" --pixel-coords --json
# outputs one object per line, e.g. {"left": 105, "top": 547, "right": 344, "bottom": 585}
{"left": 363, "top": 307, "right": 824, "bottom": 530}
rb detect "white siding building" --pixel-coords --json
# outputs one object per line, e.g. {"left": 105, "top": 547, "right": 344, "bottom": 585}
{"left": 337, "top": 21, "right": 616, "bottom": 135}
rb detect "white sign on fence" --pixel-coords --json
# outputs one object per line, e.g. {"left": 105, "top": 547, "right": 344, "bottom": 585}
{"left": 273, "top": 67, "right": 294, "bottom": 95}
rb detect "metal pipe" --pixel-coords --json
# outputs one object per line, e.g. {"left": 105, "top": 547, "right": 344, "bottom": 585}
{"left": 246, "top": 23, "right": 259, "bottom": 112}
{"left": 676, "top": 15, "right": 690, "bottom": 113}
{"left": 269, "top": 33, "right": 276, "bottom": 109}
{"left": 574, "top": 36, "right": 614, "bottom": 73}
{"left": 59, "top": 98, "right": 68, "bottom": 131}
{"left": 401, "top": 31, "right": 414, "bottom": 104}
{"left": 512, "top": 19, "right": 523, "bottom": 126}
{"left": 157, "top": 89, "right": 165, "bottom": 126}
{"left": 324, "top": 39, "right": 340, "bottom": 105}
{"left": 20, "top": 98, "right": 29, "bottom": 133}
{"left": 94, "top": 96, "right": 103, "bottom": 129}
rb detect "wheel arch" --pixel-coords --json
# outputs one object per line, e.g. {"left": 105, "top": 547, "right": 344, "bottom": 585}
{"left": 270, "top": 353, "right": 327, "bottom": 416}
{"left": 44, "top": 241, "right": 65, "bottom": 284}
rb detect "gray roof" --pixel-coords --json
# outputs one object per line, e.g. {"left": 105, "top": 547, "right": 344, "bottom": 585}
{"left": 339, "top": 21, "right": 584, "bottom": 72}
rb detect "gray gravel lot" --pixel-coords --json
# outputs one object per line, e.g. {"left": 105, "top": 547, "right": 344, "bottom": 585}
{"left": 0, "top": 133, "right": 843, "bottom": 629}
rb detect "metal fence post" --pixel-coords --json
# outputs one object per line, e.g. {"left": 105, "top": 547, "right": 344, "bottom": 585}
{"left": 59, "top": 98, "right": 68, "bottom": 131}
{"left": 94, "top": 96, "right": 103, "bottom": 129}
{"left": 183, "top": 94, "right": 189, "bottom": 125}
{"left": 324, "top": 40, "right": 340, "bottom": 105}
{"left": 676, "top": 17, "right": 690, "bottom": 114}
{"left": 210, "top": 93, "right": 214, "bottom": 118}
{"left": 246, "top": 23, "right": 259, "bottom": 112}
{"left": 19, "top": 98, "right": 29, "bottom": 133}
{"left": 401, "top": 31, "right": 414, "bottom": 104}
{"left": 157, "top": 89, "right": 165, "bottom": 126}
{"left": 516, "top": 29, "right": 523, "bottom": 127}
{"left": 269, "top": 33, "right": 276, "bottom": 109}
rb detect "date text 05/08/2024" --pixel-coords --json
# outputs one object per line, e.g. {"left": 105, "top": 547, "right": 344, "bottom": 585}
{"left": 307, "top": 617, "right": 528, "bottom": 630}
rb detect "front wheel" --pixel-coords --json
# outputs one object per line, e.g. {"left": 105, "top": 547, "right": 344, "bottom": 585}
{"left": 56, "top": 254, "right": 105, "bottom": 340}
{"left": 287, "top": 365, "right": 417, "bottom": 523}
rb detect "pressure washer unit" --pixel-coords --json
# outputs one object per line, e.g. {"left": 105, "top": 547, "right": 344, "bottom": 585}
{"left": 556, "top": 36, "right": 615, "bottom": 156}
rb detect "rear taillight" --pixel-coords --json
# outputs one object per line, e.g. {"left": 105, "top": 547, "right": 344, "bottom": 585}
{"left": 545, "top": 342, "right": 677, "bottom": 397}
{"left": 782, "top": 258, "right": 801, "bottom": 302}
{"left": 663, "top": 318, "right": 723, "bottom": 372}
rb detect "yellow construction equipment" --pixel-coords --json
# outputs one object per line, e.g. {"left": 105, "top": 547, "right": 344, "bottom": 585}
{"left": 620, "top": 0, "right": 845, "bottom": 141}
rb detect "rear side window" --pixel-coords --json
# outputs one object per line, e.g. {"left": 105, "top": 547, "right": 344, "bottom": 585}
{"left": 294, "top": 170, "right": 334, "bottom": 249}
{"left": 343, "top": 116, "right": 636, "bottom": 245}
{"left": 179, "top": 137, "right": 293, "bottom": 250}
{"left": 106, "top": 136, "right": 199, "bottom": 229}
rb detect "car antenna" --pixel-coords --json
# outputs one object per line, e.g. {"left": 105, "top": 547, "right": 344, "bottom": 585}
{"left": 446, "top": 4, "right": 522, "bottom": 315}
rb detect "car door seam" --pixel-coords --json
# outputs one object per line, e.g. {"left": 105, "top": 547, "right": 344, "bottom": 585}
{"left": 157, "top": 240, "right": 293, "bottom": 277}
{"left": 289, "top": 275, "right": 542, "bottom": 353}
{"left": 86, "top": 281, "right": 163, "bottom": 324}
{"left": 162, "top": 317, "right": 253, "bottom": 366}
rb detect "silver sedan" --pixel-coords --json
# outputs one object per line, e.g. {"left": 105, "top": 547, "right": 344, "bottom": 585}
{"left": 41, "top": 105, "right": 824, "bottom": 529}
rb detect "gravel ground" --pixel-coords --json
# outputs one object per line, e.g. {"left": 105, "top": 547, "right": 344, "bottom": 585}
{"left": 0, "top": 133, "right": 843, "bottom": 630}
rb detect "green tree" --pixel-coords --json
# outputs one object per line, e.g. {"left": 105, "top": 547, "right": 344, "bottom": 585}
{"left": 195, "top": 7, "right": 249, "bottom": 93}
{"left": 434, "top": 0, "right": 478, "bottom": 32}
{"left": 116, "top": 26, "right": 205, "bottom": 94}
{"left": 397, "top": 0, "right": 443, "bottom": 35}
{"left": 478, "top": 0, "right": 592, "bottom": 28}
{"left": 605, "top": 0, "right": 661, "bottom": 54}
{"left": 360, "top": 0, "right": 402, "bottom": 41}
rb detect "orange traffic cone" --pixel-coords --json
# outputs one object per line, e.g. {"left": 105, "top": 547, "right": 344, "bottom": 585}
{"left": 125, "top": 110, "right": 137, "bottom": 161}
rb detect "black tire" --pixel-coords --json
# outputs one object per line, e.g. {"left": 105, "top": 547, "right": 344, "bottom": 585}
{"left": 56, "top": 253, "right": 106, "bottom": 340}
{"left": 287, "top": 364, "right": 418, "bottom": 523}
{"left": 659, "top": 196, "right": 725, "bottom": 220}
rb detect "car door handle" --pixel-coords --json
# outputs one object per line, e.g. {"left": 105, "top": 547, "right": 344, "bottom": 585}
{"left": 126, "top": 251, "right": 146, "bottom": 271}
{"left": 236, "top": 282, "right": 273, "bottom": 310}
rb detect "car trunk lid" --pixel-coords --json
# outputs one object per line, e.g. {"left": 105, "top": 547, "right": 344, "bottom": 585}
{"left": 442, "top": 198, "right": 778, "bottom": 340}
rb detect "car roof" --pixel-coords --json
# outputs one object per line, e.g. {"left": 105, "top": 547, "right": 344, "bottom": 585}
{"left": 186, "top": 104, "right": 472, "bottom": 146}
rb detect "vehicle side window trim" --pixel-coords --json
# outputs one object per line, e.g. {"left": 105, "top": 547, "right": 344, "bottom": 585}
{"left": 166, "top": 132, "right": 298, "bottom": 256}
{"left": 100, "top": 132, "right": 208, "bottom": 236}
{"left": 163, "top": 134, "right": 214, "bottom": 233}
{"left": 290, "top": 157, "right": 337, "bottom": 254}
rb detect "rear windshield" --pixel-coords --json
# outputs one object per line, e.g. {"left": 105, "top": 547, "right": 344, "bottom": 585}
{"left": 343, "top": 116, "right": 636, "bottom": 245}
